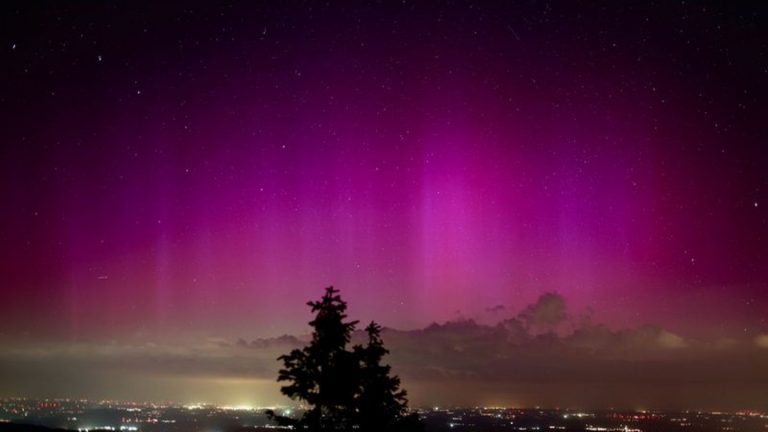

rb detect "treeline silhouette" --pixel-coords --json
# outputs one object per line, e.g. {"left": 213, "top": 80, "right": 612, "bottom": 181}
{"left": 267, "top": 286, "right": 423, "bottom": 432}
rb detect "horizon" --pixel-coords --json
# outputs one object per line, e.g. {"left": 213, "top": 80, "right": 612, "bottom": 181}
{"left": 4, "top": 398, "right": 767, "bottom": 432}
{"left": 2, "top": 396, "right": 767, "bottom": 414}
{"left": 2, "top": 288, "right": 767, "bottom": 411}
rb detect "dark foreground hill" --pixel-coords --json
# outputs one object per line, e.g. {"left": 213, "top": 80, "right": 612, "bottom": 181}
{"left": 0, "top": 425, "right": 73, "bottom": 432}
{"left": 0, "top": 425, "right": 279, "bottom": 432}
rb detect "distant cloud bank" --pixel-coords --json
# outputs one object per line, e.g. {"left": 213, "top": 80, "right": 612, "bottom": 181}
{"left": 1, "top": 293, "right": 767, "bottom": 410}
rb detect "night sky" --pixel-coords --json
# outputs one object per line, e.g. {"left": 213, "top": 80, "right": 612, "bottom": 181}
{"left": 1, "top": 2, "right": 768, "bottom": 409}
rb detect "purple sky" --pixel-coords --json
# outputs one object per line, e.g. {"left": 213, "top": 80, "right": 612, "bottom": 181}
{"left": 0, "top": 1, "right": 767, "bottom": 408}
{"left": 1, "top": 2, "right": 767, "bottom": 339}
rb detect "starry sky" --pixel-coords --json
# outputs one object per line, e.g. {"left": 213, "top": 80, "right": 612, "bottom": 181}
{"left": 1, "top": 1, "right": 768, "bottom": 408}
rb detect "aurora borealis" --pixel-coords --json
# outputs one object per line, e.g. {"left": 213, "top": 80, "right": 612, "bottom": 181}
{"left": 1, "top": 1, "right": 767, "bottom": 409}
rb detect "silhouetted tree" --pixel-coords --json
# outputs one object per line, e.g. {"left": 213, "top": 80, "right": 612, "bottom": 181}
{"left": 268, "top": 286, "right": 360, "bottom": 431}
{"left": 268, "top": 286, "right": 423, "bottom": 432}
{"left": 355, "top": 321, "right": 421, "bottom": 432}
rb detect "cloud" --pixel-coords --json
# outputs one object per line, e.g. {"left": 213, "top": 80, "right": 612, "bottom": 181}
{"left": 755, "top": 334, "right": 768, "bottom": 348}
{"left": 1, "top": 292, "right": 766, "bottom": 410}
{"left": 517, "top": 292, "right": 567, "bottom": 330}
{"left": 236, "top": 334, "right": 304, "bottom": 350}
{"left": 656, "top": 329, "right": 688, "bottom": 349}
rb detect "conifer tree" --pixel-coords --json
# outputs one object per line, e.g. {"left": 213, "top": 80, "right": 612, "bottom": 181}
{"left": 355, "top": 321, "right": 411, "bottom": 432}
{"left": 268, "top": 286, "right": 423, "bottom": 431}
{"left": 269, "top": 286, "right": 360, "bottom": 431}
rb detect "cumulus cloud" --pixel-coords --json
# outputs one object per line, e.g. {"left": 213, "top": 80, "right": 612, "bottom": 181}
{"left": 517, "top": 292, "right": 567, "bottom": 331}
